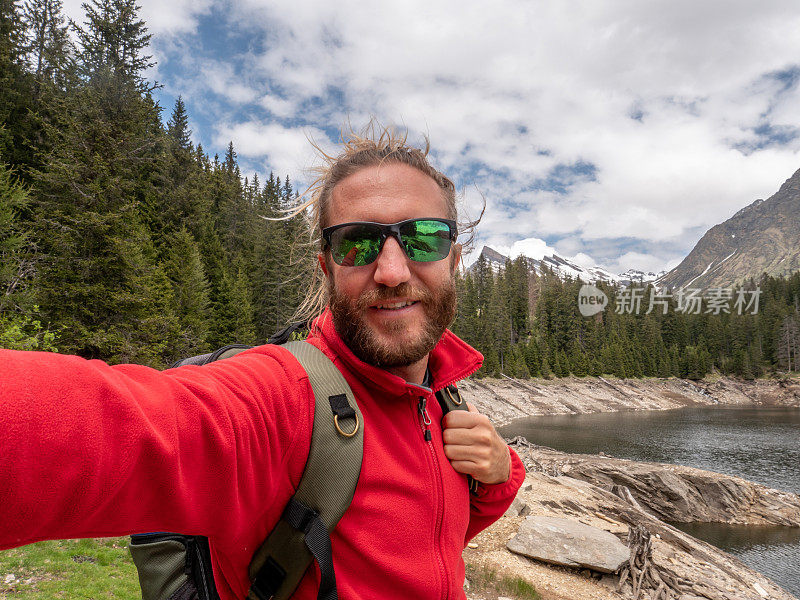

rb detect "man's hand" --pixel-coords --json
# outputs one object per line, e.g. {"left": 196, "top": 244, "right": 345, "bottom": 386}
{"left": 442, "top": 403, "right": 511, "bottom": 485}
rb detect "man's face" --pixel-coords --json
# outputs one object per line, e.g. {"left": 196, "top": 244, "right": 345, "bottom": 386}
{"left": 320, "top": 162, "right": 461, "bottom": 368}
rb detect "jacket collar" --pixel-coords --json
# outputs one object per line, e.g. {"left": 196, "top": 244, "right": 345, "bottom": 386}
{"left": 309, "top": 308, "right": 483, "bottom": 397}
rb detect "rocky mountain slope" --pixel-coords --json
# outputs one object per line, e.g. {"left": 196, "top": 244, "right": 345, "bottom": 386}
{"left": 470, "top": 246, "right": 664, "bottom": 285}
{"left": 658, "top": 166, "right": 800, "bottom": 290}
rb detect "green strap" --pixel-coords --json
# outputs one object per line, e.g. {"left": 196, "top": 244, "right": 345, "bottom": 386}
{"left": 248, "top": 341, "right": 364, "bottom": 600}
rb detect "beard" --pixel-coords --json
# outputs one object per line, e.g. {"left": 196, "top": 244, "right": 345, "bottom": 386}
{"left": 328, "top": 277, "right": 457, "bottom": 368}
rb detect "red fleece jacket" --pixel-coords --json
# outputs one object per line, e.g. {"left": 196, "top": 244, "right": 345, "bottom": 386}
{"left": 0, "top": 310, "right": 525, "bottom": 600}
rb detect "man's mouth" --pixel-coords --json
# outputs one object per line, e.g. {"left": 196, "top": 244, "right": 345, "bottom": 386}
{"left": 373, "top": 300, "right": 418, "bottom": 310}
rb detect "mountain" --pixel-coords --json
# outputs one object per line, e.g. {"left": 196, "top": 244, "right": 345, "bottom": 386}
{"left": 657, "top": 166, "right": 800, "bottom": 290}
{"left": 617, "top": 269, "right": 665, "bottom": 286}
{"left": 469, "top": 246, "right": 657, "bottom": 284}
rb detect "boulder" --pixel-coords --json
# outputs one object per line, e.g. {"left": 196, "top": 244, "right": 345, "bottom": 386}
{"left": 506, "top": 516, "right": 628, "bottom": 573}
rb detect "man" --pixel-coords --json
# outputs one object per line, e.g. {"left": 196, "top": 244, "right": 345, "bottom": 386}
{"left": 0, "top": 126, "right": 525, "bottom": 599}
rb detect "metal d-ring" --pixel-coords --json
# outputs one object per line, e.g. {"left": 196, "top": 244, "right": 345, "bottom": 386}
{"left": 334, "top": 413, "right": 359, "bottom": 438}
{"left": 445, "top": 387, "right": 463, "bottom": 406}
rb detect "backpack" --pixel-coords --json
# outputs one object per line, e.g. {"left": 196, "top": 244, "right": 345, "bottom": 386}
{"left": 129, "top": 327, "right": 474, "bottom": 600}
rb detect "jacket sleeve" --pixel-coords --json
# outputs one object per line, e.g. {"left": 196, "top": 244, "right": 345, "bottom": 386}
{"left": 465, "top": 445, "right": 525, "bottom": 541}
{"left": 0, "top": 347, "right": 313, "bottom": 551}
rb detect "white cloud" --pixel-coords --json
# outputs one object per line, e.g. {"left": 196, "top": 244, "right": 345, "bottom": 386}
{"left": 139, "top": 0, "right": 213, "bottom": 35}
{"left": 213, "top": 122, "right": 334, "bottom": 184}
{"left": 63, "top": 0, "right": 212, "bottom": 35}
{"left": 571, "top": 253, "right": 598, "bottom": 270}
{"left": 203, "top": 62, "right": 259, "bottom": 104}
{"left": 260, "top": 96, "right": 298, "bottom": 119}
{"left": 604, "top": 252, "right": 682, "bottom": 276}
{"left": 495, "top": 238, "right": 561, "bottom": 262}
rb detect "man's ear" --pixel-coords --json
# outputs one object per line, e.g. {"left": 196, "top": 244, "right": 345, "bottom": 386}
{"left": 318, "top": 252, "right": 329, "bottom": 277}
{"left": 450, "top": 243, "right": 462, "bottom": 274}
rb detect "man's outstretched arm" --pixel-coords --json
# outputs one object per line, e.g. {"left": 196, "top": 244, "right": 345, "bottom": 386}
{"left": 0, "top": 347, "right": 312, "bottom": 550}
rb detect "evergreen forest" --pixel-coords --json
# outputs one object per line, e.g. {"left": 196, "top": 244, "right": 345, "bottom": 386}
{"left": 2, "top": 0, "right": 799, "bottom": 377}
{"left": 452, "top": 255, "right": 800, "bottom": 380}
{"left": 1, "top": 0, "right": 310, "bottom": 366}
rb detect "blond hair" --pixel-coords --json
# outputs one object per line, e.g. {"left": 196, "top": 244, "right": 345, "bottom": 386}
{"left": 288, "top": 121, "right": 480, "bottom": 323}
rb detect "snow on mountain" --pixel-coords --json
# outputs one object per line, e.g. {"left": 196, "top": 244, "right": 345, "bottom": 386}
{"left": 469, "top": 246, "right": 665, "bottom": 285}
{"left": 617, "top": 269, "right": 667, "bottom": 286}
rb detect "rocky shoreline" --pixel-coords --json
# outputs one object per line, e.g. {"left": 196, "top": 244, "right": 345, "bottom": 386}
{"left": 463, "top": 375, "right": 800, "bottom": 427}
{"left": 463, "top": 376, "right": 800, "bottom": 600}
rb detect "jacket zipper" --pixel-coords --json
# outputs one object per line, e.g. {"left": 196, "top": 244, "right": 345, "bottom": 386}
{"left": 417, "top": 397, "right": 432, "bottom": 441}
{"left": 415, "top": 396, "right": 450, "bottom": 599}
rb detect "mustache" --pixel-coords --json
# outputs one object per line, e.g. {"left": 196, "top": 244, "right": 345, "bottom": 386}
{"left": 356, "top": 283, "right": 432, "bottom": 309}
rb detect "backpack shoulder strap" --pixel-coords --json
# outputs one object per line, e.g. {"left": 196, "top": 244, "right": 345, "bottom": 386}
{"left": 248, "top": 340, "right": 364, "bottom": 600}
{"left": 435, "top": 384, "right": 480, "bottom": 495}
{"left": 170, "top": 344, "right": 253, "bottom": 368}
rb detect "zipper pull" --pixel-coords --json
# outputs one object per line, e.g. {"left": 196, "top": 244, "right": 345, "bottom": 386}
{"left": 417, "top": 397, "right": 432, "bottom": 442}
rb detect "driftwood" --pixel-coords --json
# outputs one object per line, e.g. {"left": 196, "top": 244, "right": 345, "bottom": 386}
{"left": 618, "top": 525, "right": 675, "bottom": 600}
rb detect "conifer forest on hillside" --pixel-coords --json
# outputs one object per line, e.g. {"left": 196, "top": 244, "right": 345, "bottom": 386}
{"left": 2, "top": 0, "right": 799, "bottom": 377}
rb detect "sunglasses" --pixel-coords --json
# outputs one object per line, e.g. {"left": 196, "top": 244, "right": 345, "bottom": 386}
{"left": 322, "top": 218, "right": 458, "bottom": 267}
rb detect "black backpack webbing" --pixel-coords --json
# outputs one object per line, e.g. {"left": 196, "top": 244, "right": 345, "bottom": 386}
{"left": 435, "top": 384, "right": 480, "bottom": 495}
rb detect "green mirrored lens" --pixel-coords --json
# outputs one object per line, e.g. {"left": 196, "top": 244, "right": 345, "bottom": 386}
{"left": 331, "top": 224, "right": 381, "bottom": 266}
{"left": 400, "top": 220, "right": 452, "bottom": 262}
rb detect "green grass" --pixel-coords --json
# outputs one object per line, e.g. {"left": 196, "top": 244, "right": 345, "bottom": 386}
{"left": 0, "top": 538, "right": 140, "bottom": 599}
{"left": 465, "top": 563, "right": 541, "bottom": 600}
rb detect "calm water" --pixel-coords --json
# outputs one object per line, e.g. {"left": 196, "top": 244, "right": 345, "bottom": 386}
{"left": 500, "top": 406, "right": 800, "bottom": 595}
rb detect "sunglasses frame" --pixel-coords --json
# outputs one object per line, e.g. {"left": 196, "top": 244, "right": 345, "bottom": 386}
{"left": 321, "top": 217, "right": 458, "bottom": 266}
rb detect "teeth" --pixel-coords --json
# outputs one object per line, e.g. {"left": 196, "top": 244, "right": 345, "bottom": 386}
{"left": 376, "top": 301, "right": 415, "bottom": 310}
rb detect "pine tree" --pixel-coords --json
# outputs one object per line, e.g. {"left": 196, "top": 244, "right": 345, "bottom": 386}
{"left": 22, "top": 0, "right": 72, "bottom": 95}
{"left": 523, "top": 339, "right": 541, "bottom": 378}
{"left": 230, "top": 263, "right": 255, "bottom": 345}
{"left": 0, "top": 0, "right": 36, "bottom": 171}
{"left": 540, "top": 354, "right": 552, "bottom": 379}
{"left": 166, "top": 95, "right": 191, "bottom": 149}
{"left": 75, "top": 0, "right": 153, "bottom": 88}
{"left": 164, "top": 227, "right": 211, "bottom": 356}
{"left": 510, "top": 345, "right": 530, "bottom": 378}
{"left": 0, "top": 160, "right": 32, "bottom": 313}
{"left": 0, "top": 157, "right": 49, "bottom": 353}
{"left": 776, "top": 315, "right": 800, "bottom": 372}
{"left": 568, "top": 339, "right": 587, "bottom": 377}
{"left": 553, "top": 349, "right": 569, "bottom": 377}
{"left": 30, "top": 0, "right": 174, "bottom": 365}
{"left": 482, "top": 348, "right": 500, "bottom": 377}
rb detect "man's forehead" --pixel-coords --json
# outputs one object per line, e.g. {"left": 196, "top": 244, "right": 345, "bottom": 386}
{"left": 333, "top": 162, "right": 440, "bottom": 193}
{"left": 328, "top": 163, "right": 446, "bottom": 219}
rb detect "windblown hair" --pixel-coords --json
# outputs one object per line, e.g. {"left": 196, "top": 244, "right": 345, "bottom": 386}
{"left": 287, "top": 120, "right": 482, "bottom": 323}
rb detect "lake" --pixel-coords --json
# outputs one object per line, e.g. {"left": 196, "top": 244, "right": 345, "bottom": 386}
{"left": 499, "top": 406, "right": 800, "bottom": 596}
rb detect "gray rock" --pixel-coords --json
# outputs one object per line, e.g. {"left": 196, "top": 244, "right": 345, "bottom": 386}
{"left": 506, "top": 516, "right": 629, "bottom": 574}
{"left": 511, "top": 442, "right": 800, "bottom": 527}
{"left": 504, "top": 496, "right": 531, "bottom": 517}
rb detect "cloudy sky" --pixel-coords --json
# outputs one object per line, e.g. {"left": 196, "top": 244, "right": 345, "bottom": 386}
{"left": 66, "top": 0, "right": 800, "bottom": 273}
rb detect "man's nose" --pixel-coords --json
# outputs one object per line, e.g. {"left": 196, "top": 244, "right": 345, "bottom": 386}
{"left": 373, "top": 236, "right": 411, "bottom": 287}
